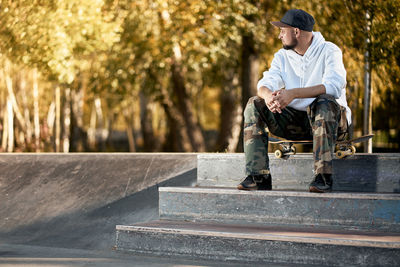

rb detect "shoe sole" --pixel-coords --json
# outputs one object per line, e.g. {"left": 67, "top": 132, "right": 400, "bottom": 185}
{"left": 237, "top": 185, "right": 272, "bottom": 191}
{"left": 309, "top": 186, "right": 332, "bottom": 193}
{"left": 237, "top": 185, "right": 258, "bottom": 191}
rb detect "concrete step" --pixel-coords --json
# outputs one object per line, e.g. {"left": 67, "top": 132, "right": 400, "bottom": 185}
{"left": 197, "top": 153, "right": 400, "bottom": 193}
{"left": 159, "top": 187, "right": 400, "bottom": 232}
{"left": 115, "top": 220, "right": 400, "bottom": 266}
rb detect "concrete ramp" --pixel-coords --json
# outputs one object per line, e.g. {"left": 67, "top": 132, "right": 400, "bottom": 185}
{"left": 0, "top": 153, "right": 197, "bottom": 250}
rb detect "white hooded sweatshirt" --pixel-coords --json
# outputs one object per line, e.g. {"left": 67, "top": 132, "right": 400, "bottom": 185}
{"left": 257, "top": 32, "right": 351, "bottom": 124}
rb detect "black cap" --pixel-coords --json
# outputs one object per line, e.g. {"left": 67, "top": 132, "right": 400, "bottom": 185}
{"left": 271, "top": 9, "right": 315, "bottom": 32}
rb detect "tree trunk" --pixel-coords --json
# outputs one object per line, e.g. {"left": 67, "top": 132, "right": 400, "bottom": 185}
{"left": 32, "top": 69, "right": 40, "bottom": 152}
{"left": 126, "top": 121, "right": 136, "bottom": 152}
{"left": 241, "top": 34, "right": 259, "bottom": 111}
{"left": 159, "top": 87, "right": 191, "bottom": 152}
{"left": 46, "top": 101, "right": 55, "bottom": 138}
{"left": 20, "top": 72, "right": 33, "bottom": 148}
{"left": 96, "top": 98, "right": 107, "bottom": 151}
{"left": 139, "top": 91, "right": 156, "bottom": 151}
{"left": 227, "top": 105, "right": 243, "bottom": 152}
{"left": 3, "top": 60, "right": 26, "bottom": 132}
{"left": 171, "top": 45, "right": 206, "bottom": 152}
{"left": 104, "top": 112, "right": 113, "bottom": 151}
{"left": 123, "top": 104, "right": 136, "bottom": 152}
{"left": 62, "top": 87, "right": 71, "bottom": 152}
{"left": 214, "top": 70, "right": 242, "bottom": 152}
{"left": 88, "top": 99, "right": 97, "bottom": 150}
{"left": 55, "top": 86, "right": 61, "bottom": 152}
{"left": 70, "top": 85, "right": 88, "bottom": 152}
{"left": 7, "top": 98, "right": 14, "bottom": 152}
{"left": 2, "top": 102, "right": 8, "bottom": 151}
{"left": 237, "top": 33, "right": 260, "bottom": 152}
{"left": 87, "top": 96, "right": 107, "bottom": 151}
{"left": 41, "top": 101, "right": 54, "bottom": 150}
{"left": 161, "top": 102, "right": 187, "bottom": 152}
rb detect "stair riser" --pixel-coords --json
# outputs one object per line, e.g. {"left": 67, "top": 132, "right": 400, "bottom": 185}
{"left": 197, "top": 154, "right": 400, "bottom": 193}
{"left": 116, "top": 228, "right": 400, "bottom": 266}
{"left": 160, "top": 190, "right": 400, "bottom": 231}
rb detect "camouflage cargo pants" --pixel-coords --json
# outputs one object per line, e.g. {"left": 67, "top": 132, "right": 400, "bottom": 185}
{"left": 244, "top": 94, "right": 348, "bottom": 176}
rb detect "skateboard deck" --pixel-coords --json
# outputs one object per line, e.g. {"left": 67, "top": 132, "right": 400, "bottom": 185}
{"left": 269, "top": 134, "right": 374, "bottom": 159}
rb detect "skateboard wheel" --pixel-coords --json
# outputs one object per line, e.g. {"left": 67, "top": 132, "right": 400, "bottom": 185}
{"left": 336, "top": 150, "right": 345, "bottom": 159}
{"left": 275, "top": 150, "right": 283, "bottom": 158}
{"left": 350, "top": 145, "right": 356, "bottom": 155}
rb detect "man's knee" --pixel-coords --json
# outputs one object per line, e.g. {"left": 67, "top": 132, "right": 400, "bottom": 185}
{"left": 314, "top": 94, "right": 338, "bottom": 109}
{"left": 309, "top": 94, "right": 340, "bottom": 122}
{"left": 316, "top": 94, "right": 336, "bottom": 102}
{"left": 245, "top": 96, "right": 263, "bottom": 108}
{"left": 244, "top": 96, "right": 263, "bottom": 121}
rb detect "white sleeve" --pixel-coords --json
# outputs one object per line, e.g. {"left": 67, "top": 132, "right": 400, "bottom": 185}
{"left": 257, "top": 52, "right": 285, "bottom": 92}
{"left": 322, "top": 45, "right": 347, "bottom": 99}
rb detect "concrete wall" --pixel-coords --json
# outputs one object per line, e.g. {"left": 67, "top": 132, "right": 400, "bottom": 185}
{"left": 198, "top": 153, "right": 400, "bottom": 192}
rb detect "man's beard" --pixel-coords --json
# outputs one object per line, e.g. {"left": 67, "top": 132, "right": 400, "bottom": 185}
{"left": 283, "top": 39, "right": 298, "bottom": 50}
{"left": 283, "top": 31, "right": 298, "bottom": 50}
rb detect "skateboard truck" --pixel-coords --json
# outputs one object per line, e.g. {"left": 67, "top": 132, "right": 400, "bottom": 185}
{"left": 335, "top": 144, "right": 356, "bottom": 159}
{"left": 269, "top": 138, "right": 311, "bottom": 159}
{"left": 274, "top": 144, "right": 296, "bottom": 159}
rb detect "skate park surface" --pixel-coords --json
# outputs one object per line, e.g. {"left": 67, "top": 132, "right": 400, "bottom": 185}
{"left": 0, "top": 153, "right": 267, "bottom": 267}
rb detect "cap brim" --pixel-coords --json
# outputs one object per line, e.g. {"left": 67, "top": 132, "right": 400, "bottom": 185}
{"left": 270, "top": 21, "right": 291, "bottom": 28}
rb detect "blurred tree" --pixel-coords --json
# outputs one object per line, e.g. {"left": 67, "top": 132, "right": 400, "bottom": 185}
{"left": 105, "top": 0, "right": 274, "bottom": 151}
{"left": 0, "top": 0, "right": 122, "bottom": 151}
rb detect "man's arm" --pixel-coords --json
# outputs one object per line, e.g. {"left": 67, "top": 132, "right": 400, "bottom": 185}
{"left": 289, "top": 84, "right": 326, "bottom": 98}
{"left": 256, "top": 52, "right": 285, "bottom": 113}
{"left": 321, "top": 45, "right": 346, "bottom": 99}
{"left": 270, "top": 84, "right": 326, "bottom": 113}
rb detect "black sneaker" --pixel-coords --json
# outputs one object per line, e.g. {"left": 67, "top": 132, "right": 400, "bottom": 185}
{"left": 237, "top": 174, "right": 272, "bottom": 191}
{"left": 309, "top": 173, "right": 332, "bottom": 193}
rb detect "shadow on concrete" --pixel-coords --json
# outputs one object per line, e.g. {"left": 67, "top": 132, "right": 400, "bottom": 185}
{"left": 0, "top": 169, "right": 196, "bottom": 251}
{"left": 333, "top": 155, "right": 377, "bottom": 192}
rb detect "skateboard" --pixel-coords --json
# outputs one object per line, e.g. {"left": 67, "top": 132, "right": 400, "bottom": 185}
{"left": 269, "top": 134, "right": 374, "bottom": 159}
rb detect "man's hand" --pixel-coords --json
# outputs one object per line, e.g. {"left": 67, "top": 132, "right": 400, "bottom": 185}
{"left": 266, "top": 91, "right": 282, "bottom": 113}
{"left": 258, "top": 87, "right": 282, "bottom": 113}
{"left": 272, "top": 89, "right": 295, "bottom": 111}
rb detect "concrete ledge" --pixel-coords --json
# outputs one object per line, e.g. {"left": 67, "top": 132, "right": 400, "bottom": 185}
{"left": 159, "top": 187, "right": 400, "bottom": 232}
{"left": 197, "top": 153, "right": 400, "bottom": 192}
{"left": 116, "top": 220, "right": 400, "bottom": 266}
